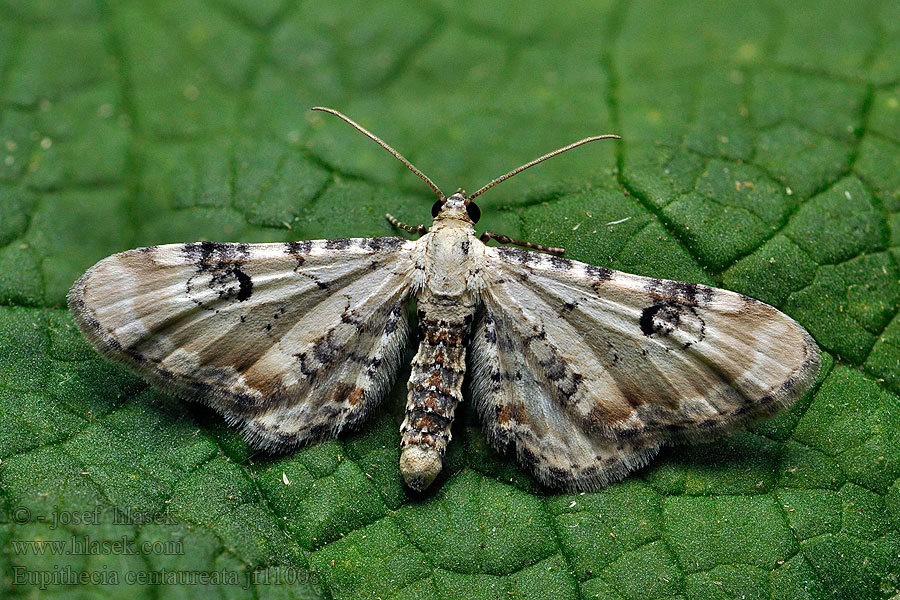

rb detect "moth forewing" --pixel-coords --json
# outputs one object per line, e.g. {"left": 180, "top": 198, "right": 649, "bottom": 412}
{"left": 473, "top": 246, "right": 819, "bottom": 487}
{"left": 68, "top": 239, "right": 418, "bottom": 448}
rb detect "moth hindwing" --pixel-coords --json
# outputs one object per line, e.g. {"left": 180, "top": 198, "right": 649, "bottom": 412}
{"left": 69, "top": 107, "right": 820, "bottom": 492}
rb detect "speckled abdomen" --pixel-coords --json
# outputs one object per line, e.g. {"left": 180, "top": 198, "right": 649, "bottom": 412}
{"left": 399, "top": 304, "right": 472, "bottom": 491}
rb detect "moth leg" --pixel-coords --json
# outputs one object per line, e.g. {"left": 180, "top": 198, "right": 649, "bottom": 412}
{"left": 480, "top": 231, "right": 565, "bottom": 255}
{"left": 386, "top": 213, "right": 428, "bottom": 237}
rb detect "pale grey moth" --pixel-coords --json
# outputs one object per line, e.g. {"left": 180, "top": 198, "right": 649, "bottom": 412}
{"left": 68, "top": 107, "right": 821, "bottom": 492}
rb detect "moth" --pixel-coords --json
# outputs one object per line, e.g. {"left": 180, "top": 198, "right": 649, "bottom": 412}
{"left": 69, "top": 107, "right": 820, "bottom": 492}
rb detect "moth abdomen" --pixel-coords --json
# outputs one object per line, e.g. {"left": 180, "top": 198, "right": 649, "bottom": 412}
{"left": 399, "top": 315, "right": 470, "bottom": 491}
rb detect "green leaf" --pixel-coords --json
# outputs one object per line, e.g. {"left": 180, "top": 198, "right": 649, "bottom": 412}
{"left": 1, "top": 1, "right": 899, "bottom": 598}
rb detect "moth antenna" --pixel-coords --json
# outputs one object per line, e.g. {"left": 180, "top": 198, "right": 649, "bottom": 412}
{"left": 312, "top": 107, "right": 446, "bottom": 201}
{"left": 467, "top": 134, "right": 621, "bottom": 201}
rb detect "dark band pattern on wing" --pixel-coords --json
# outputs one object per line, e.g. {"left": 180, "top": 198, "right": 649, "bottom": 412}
{"left": 68, "top": 238, "right": 416, "bottom": 450}
{"left": 238, "top": 296, "right": 410, "bottom": 449}
{"left": 469, "top": 304, "right": 660, "bottom": 491}
{"left": 471, "top": 246, "right": 820, "bottom": 489}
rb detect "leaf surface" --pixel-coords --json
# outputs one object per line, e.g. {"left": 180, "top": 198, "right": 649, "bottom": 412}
{"left": 1, "top": 1, "right": 899, "bottom": 598}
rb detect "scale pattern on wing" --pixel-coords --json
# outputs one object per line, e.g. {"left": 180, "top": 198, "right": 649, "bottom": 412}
{"left": 68, "top": 237, "right": 415, "bottom": 449}
{"left": 470, "top": 305, "right": 660, "bottom": 490}
{"left": 469, "top": 247, "right": 820, "bottom": 489}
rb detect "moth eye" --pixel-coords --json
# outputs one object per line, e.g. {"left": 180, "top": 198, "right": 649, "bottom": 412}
{"left": 466, "top": 201, "right": 481, "bottom": 223}
{"left": 431, "top": 199, "right": 444, "bottom": 218}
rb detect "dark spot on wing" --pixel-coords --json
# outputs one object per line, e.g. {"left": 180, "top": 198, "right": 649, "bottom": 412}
{"left": 294, "top": 352, "right": 315, "bottom": 378}
{"left": 561, "top": 300, "right": 578, "bottom": 313}
{"left": 558, "top": 372, "right": 583, "bottom": 399}
{"left": 384, "top": 301, "right": 404, "bottom": 333}
{"left": 187, "top": 241, "right": 251, "bottom": 266}
{"left": 182, "top": 242, "right": 254, "bottom": 308}
{"left": 312, "top": 331, "right": 340, "bottom": 364}
{"left": 364, "top": 237, "right": 405, "bottom": 251}
{"left": 286, "top": 240, "right": 312, "bottom": 254}
{"left": 480, "top": 311, "right": 497, "bottom": 344}
{"left": 640, "top": 302, "right": 683, "bottom": 337}
{"left": 234, "top": 267, "right": 253, "bottom": 301}
{"left": 541, "top": 353, "right": 567, "bottom": 381}
{"left": 325, "top": 238, "right": 352, "bottom": 250}
{"left": 285, "top": 240, "right": 312, "bottom": 266}
{"left": 498, "top": 247, "right": 539, "bottom": 265}
{"left": 586, "top": 264, "right": 613, "bottom": 281}
{"left": 341, "top": 310, "right": 363, "bottom": 329}
{"left": 305, "top": 422, "right": 331, "bottom": 441}
{"left": 640, "top": 304, "right": 666, "bottom": 336}
{"left": 522, "top": 329, "right": 546, "bottom": 346}
{"left": 646, "top": 279, "right": 713, "bottom": 306}
{"left": 639, "top": 300, "right": 706, "bottom": 347}
{"left": 550, "top": 256, "right": 573, "bottom": 270}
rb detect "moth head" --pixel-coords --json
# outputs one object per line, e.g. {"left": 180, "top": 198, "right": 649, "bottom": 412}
{"left": 432, "top": 189, "right": 481, "bottom": 224}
